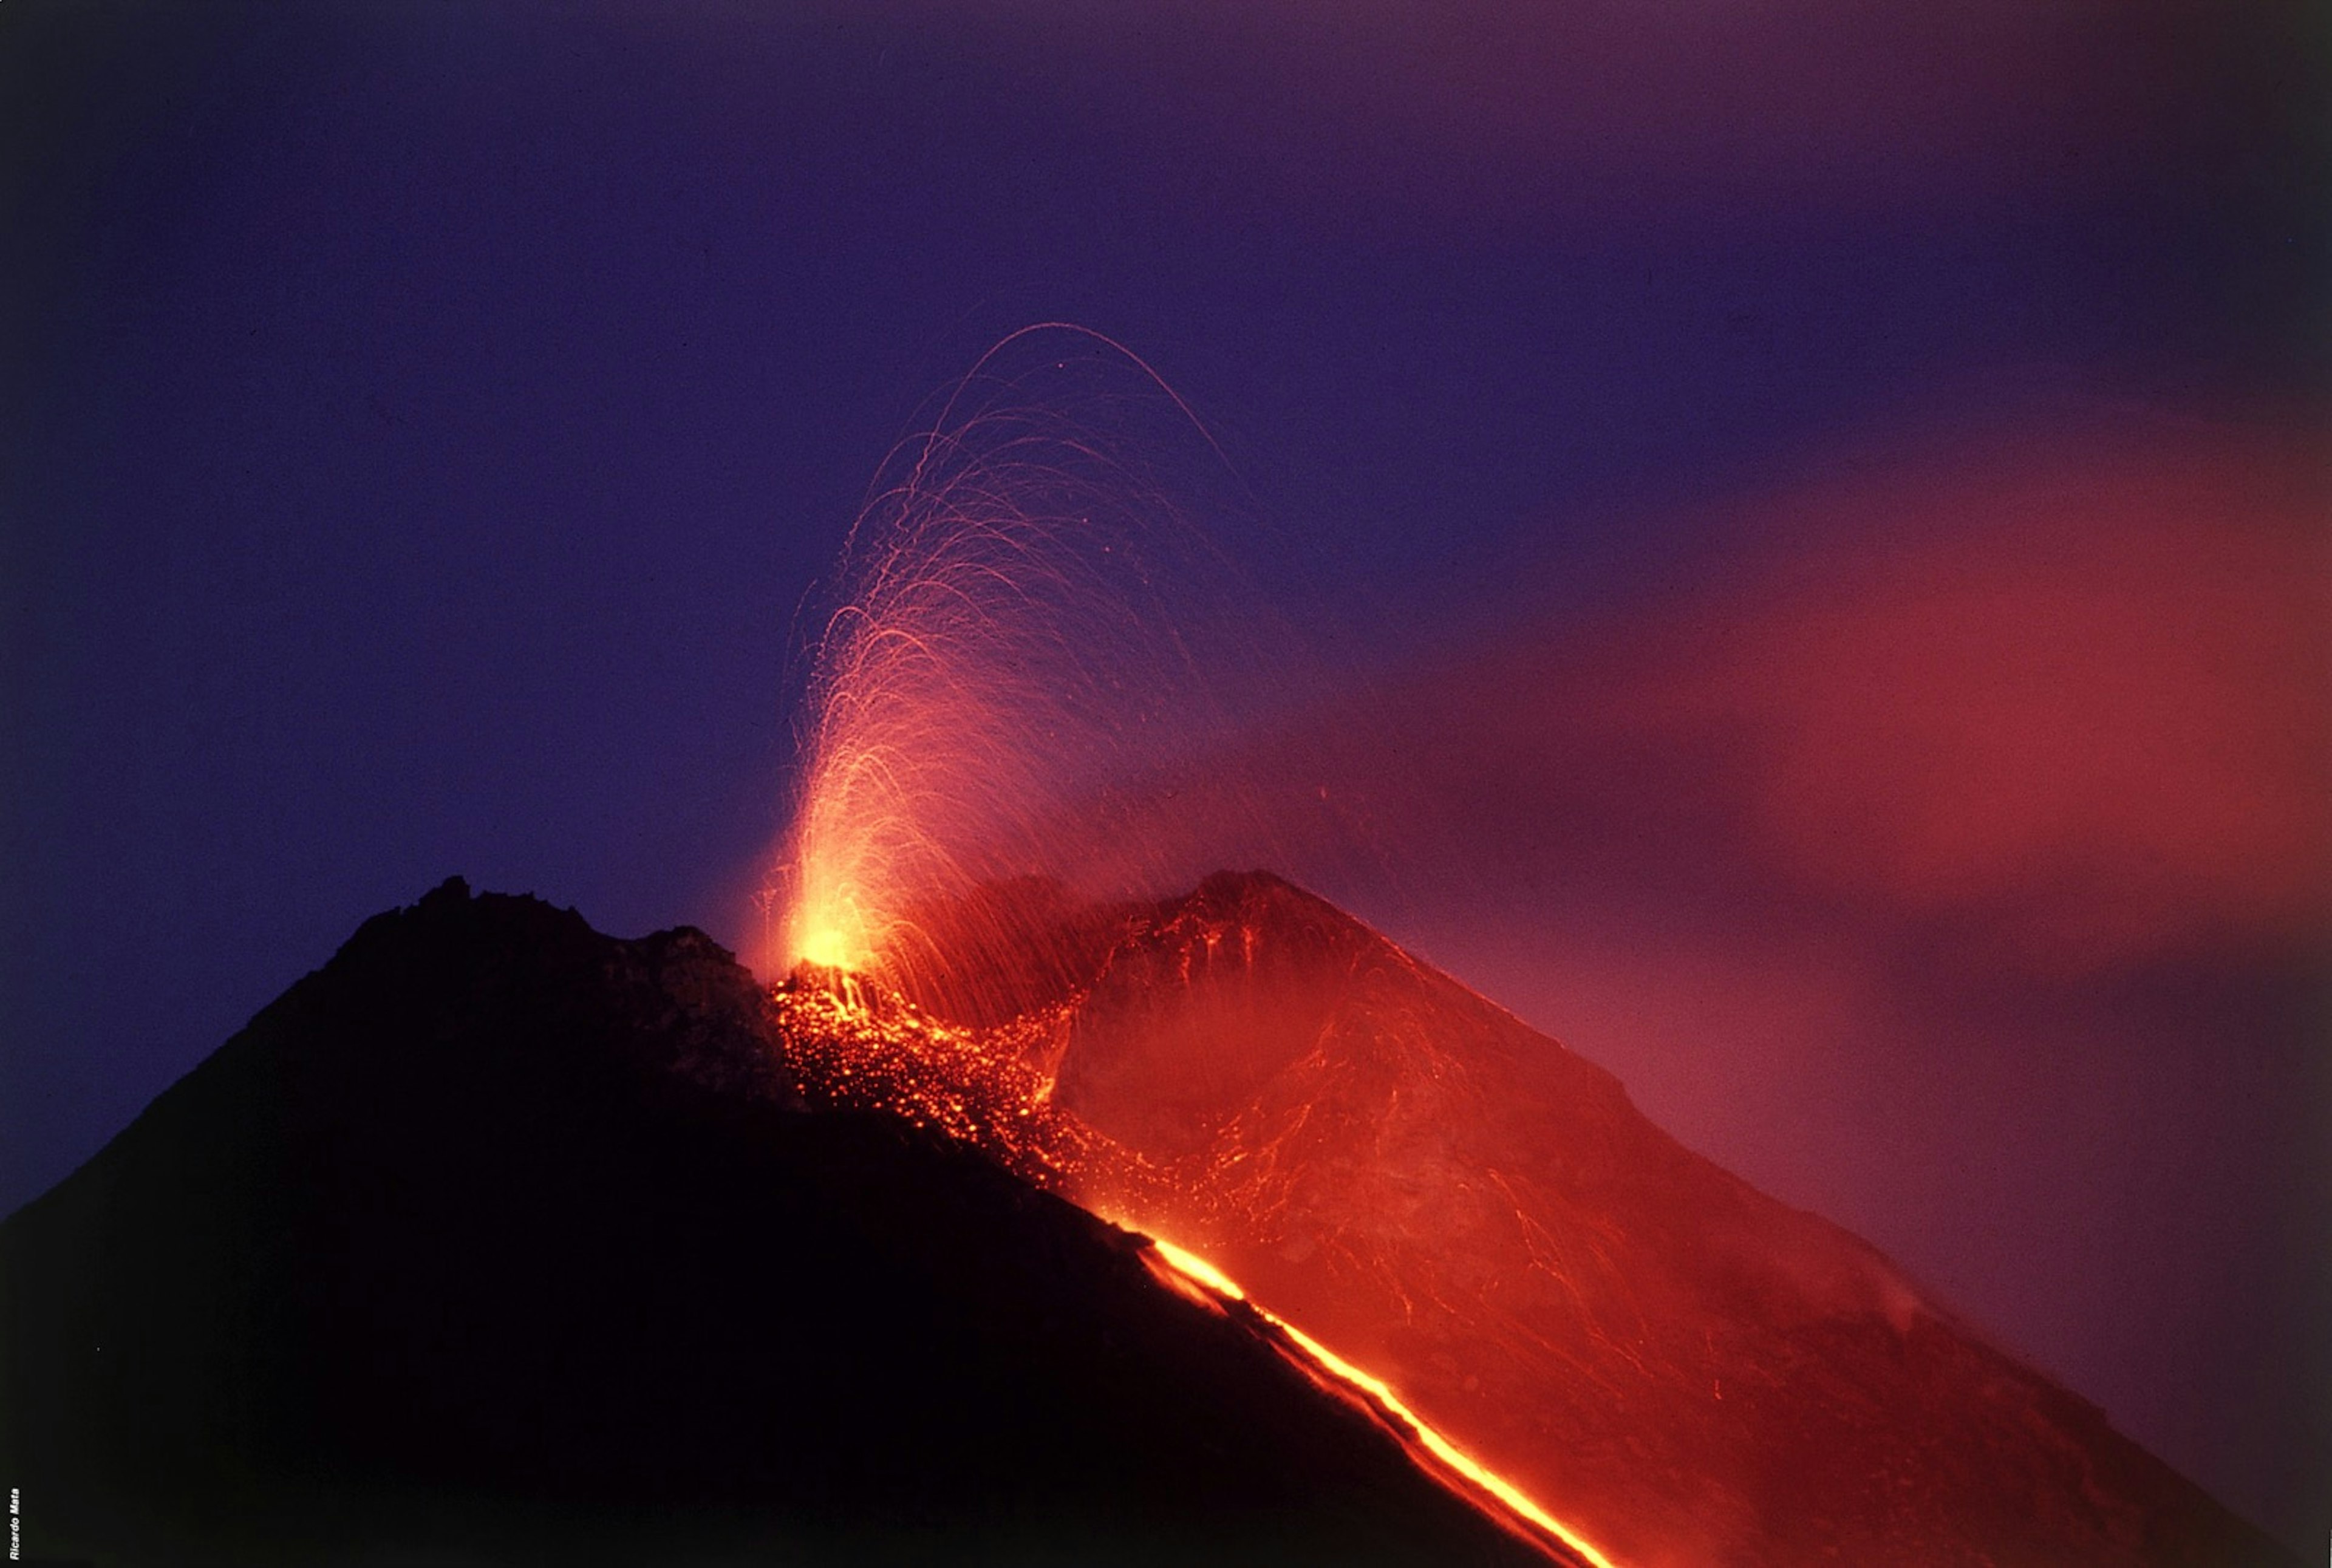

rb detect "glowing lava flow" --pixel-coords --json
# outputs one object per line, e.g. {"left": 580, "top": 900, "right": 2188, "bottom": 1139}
{"left": 768, "top": 967, "right": 1618, "bottom": 1567}
{"left": 1139, "top": 1237, "right": 1621, "bottom": 1568}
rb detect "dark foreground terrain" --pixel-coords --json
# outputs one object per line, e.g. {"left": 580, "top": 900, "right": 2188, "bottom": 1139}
{"left": 0, "top": 880, "right": 1558, "bottom": 1566}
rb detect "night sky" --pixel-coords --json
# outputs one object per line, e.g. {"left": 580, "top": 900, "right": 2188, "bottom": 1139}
{"left": 5, "top": 1, "right": 2325, "bottom": 1551}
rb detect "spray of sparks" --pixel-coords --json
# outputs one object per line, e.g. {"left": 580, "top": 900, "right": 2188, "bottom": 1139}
{"left": 769, "top": 324, "right": 1274, "bottom": 1011}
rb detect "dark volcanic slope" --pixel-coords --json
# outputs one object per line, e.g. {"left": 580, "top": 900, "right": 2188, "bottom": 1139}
{"left": 1049, "top": 873, "right": 2300, "bottom": 1568}
{"left": 0, "top": 879, "right": 1555, "bottom": 1567}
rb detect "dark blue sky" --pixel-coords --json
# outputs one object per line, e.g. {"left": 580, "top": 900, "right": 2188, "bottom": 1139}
{"left": 5, "top": 0, "right": 2325, "bottom": 1549}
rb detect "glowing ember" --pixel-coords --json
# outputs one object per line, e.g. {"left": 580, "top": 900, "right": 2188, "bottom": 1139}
{"left": 769, "top": 963, "right": 1136, "bottom": 1197}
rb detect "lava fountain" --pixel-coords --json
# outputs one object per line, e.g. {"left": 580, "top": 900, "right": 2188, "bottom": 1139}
{"left": 769, "top": 324, "right": 1295, "bottom": 1019}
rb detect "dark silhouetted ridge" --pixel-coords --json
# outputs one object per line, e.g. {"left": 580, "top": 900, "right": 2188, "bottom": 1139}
{"left": 0, "top": 878, "right": 1556, "bottom": 1567}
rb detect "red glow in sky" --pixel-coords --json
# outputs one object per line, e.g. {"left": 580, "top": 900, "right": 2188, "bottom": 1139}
{"left": 1243, "top": 405, "right": 2329, "bottom": 1537}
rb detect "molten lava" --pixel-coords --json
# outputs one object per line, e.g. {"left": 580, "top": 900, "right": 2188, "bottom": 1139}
{"left": 1141, "top": 1237, "right": 1620, "bottom": 1568}
{"left": 770, "top": 964, "right": 1114, "bottom": 1191}
{"left": 771, "top": 957, "right": 1614, "bottom": 1564}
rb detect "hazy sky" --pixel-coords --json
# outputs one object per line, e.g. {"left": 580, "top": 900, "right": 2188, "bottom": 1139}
{"left": 4, "top": 1, "right": 2324, "bottom": 1549}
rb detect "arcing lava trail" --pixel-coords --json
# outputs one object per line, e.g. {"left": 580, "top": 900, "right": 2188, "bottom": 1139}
{"left": 768, "top": 327, "right": 1289, "bottom": 1004}
{"left": 770, "top": 870, "right": 2297, "bottom": 1568}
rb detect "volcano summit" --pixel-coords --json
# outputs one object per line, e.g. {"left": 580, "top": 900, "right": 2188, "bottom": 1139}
{"left": 1, "top": 876, "right": 2297, "bottom": 1566}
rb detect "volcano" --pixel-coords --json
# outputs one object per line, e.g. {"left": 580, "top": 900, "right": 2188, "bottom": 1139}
{"left": 773, "top": 871, "right": 2298, "bottom": 1568}
{"left": 0, "top": 879, "right": 1565, "bottom": 1567}
{"left": 2, "top": 876, "right": 2296, "bottom": 1566}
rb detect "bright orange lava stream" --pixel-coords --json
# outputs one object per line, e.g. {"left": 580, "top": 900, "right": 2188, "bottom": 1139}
{"left": 769, "top": 972, "right": 1620, "bottom": 1568}
{"left": 1140, "top": 1237, "right": 1622, "bottom": 1568}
